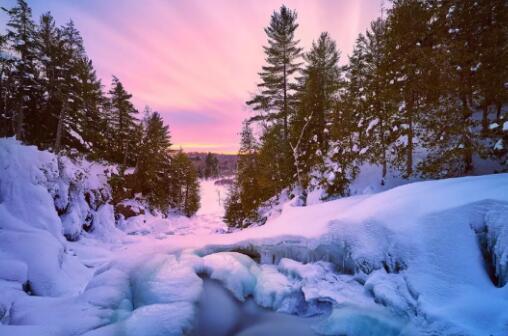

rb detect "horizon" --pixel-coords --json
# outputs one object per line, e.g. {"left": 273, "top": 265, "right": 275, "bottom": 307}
{"left": 0, "top": 0, "right": 383, "bottom": 154}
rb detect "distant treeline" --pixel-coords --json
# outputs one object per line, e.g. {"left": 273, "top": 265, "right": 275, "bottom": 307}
{"left": 0, "top": 0, "right": 199, "bottom": 216}
{"left": 225, "top": 1, "right": 508, "bottom": 227}
{"left": 188, "top": 152, "right": 238, "bottom": 178}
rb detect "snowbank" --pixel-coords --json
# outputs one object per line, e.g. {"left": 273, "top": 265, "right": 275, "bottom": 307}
{"left": 193, "top": 173, "right": 508, "bottom": 335}
{"left": 0, "top": 138, "right": 121, "bottom": 308}
{"left": 0, "top": 138, "right": 90, "bottom": 299}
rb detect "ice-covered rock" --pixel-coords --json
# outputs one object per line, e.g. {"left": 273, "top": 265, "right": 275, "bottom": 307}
{"left": 200, "top": 252, "right": 258, "bottom": 301}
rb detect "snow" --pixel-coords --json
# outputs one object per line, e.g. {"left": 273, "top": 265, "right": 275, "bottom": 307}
{"left": 200, "top": 252, "right": 258, "bottom": 301}
{"left": 494, "top": 139, "right": 504, "bottom": 150}
{"left": 2, "top": 138, "right": 508, "bottom": 335}
{"left": 490, "top": 122, "right": 500, "bottom": 129}
{"left": 366, "top": 118, "right": 379, "bottom": 134}
{"left": 121, "top": 179, "right": 227, "bottom": 236}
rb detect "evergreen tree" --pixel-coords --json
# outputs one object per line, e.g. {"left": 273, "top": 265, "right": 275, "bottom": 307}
{"left": 224, "top": 123, "right": 261, "bottom": 227}
{"left": 416, "top": 0, "right": 505, "bottom": 177}
{"left": 134, "top": 109, "right": 172, "bottom": 211}
{"left": 54, "top": 19, "right": 87, "bottom": 152}
{"left": 223, "top": 180, "right": 244, "bottom": 227}
{"left": 0, "top": 30, "right": 15, "bottom": 137}
{"left": 476, "top": 0, "right": 508, "bottom": 133}
{"left": 246, "top": 5, "right": 302, "bottom": 191}
{"left": 247, "top": 5, "right": 302, "bottom": 140}
{"left": 347, "top": 19, "right": 397, "bottom": 184}
{"left": 3, "top": 0, "right": 41, "bottom": 142}
{"left": 170, "top": 151, "right": 200, "bottom": 217}
{"left": 204, "top": 152, "right": 219, "bottom": 179}
{"left": 107, "top": 76, "right": 138, "bottom": 164}
{"left": 383, "top": 0, "right": 432, "bottom": 178}
{"left": 292, "top": 32, "right": 342, "bottom": 202}
{"left": 35, "top": 12, "right": 60, "bottom": 147}
{"left": 256, "top": 124, "right": 288, "bottom": 200}
{"left": 76, "top": 56, "right": 106, "bottom": 153}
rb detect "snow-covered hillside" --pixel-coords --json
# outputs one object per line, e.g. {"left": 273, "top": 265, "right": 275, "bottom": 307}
{"left": 1, "top": 138, "right": 508, "bottom": 335}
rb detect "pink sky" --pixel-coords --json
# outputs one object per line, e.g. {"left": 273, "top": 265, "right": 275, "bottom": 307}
{"left": 3, "top": 0, "right": 384, "bottom": 153}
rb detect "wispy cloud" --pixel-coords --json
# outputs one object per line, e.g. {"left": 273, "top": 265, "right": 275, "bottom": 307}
{"left": 2, "top": 0, "right": 383, "bottom": 153}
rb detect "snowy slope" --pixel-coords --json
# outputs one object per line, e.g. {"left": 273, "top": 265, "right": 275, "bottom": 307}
{"left": 1, "top": 138, "right": 508, "bottom": 335}
{"left": 120, "top": 178, "right": 228, "bottom": 236}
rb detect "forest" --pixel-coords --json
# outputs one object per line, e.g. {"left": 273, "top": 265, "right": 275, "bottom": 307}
{"left": 0, "top": 0, "right": 200, "bottom": 217}
{"left": 225, "top": 0, "right": 508, "bottom": 227}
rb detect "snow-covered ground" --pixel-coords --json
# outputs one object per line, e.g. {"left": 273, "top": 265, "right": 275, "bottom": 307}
{"left": 1, "top": 138, "right": 508, "bottom": 335}
{"left": 119, "top": 179, "right": 228, "bottom": 237}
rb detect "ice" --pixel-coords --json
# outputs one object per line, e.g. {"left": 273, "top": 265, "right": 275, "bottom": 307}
{"left": 83, "top": 302, "right": 195, "bottom": 336}
{"left": 192, "top": 279, "right": 242, "bottom": 336}
{"left": 254, "top": 264, "right": 294, "bottom": 310}
{"left": 314, "top": 307, "right": 405, "bottom": 336}
{"left": 363, "top": 270, "right": 417, "bottom": 317}
{"left": 200, "top": 252, "right": 258, "bottom": 301}
{"left": 129, "top": 253, "right": 202, "bottom": 307}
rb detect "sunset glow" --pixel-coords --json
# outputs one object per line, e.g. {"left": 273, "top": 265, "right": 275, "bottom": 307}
{"left": 1, "top": 0, "right": 383, "bottom": 153}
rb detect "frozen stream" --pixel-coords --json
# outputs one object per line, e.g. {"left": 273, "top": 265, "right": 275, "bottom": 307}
{"left": 192, "top": 279, "right": 324, "bottom": 336}
{"left": 191, "top": 181, "right": 326, "bottom": 335}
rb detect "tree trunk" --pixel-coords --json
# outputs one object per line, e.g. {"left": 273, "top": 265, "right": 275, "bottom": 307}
{"left": 462, "top": 96, "right": 473, "bottom": 174}
{"left": 184, "top": 181, "right": 190, "bottom": 216}
{"left": 283, "top": 62, "right": 288, "bottom": 142}
{"left": 406, "top": 95, "right": 414, "bottom": 178}
{"left": 54, "top": 100, "right": 67, "bottom": 153}
{"left": 122, "top": 143, "right": 129, "bottom": 166}
{"left": 291, "top": 148, "right": 306, "bottom": 206}
{"left": 380, "top": 117, "right": 387, "bottom": 185}
{"left": 481, "top": 103, "right": 489, "bottom": 135}
{"left": 13, "top": 99, "right": 24, "bottom": 141}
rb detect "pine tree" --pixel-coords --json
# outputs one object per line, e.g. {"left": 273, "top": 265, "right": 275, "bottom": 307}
{"left": 416, "top": 0, "right": 501, "bottom": 177}
{"left": 247, "top": 5, "right": 302, "bottom": 140}
{"left": 292, "top": 32, "right": 342, "bottom": 202}
{"left": 134, "top": 109, "right": 172, "bottom": 211}
{"left": 3, "top": 0, "right": 41, "bottom": 142}
{"left": 237, "top": 123, "right": 262, "bottom": 221}
{"left": 246, "top": 5, "right": 303, "bottom": 192}
{"left": 107, "top": 76, "right": 138, "bottom": 164}
{"left": 76, "top": 56, "right": 106, "bottom": 153}
{"left": 474, "top": 1, "right": 507, "bottom": 166}
{"left": 36, "top": 12, "right": 60, "bottom": 147}
{"left": 223, "top": 180, "right": 244, "bottom": 227}
{"left": 383, "top": 0, "right": 432, "bottom": 178}
{"left": 53, "top": 20, "right": 88, "bottom": 152}
{"left": 204, "top": 152, "right": 219, "bottom": 179}
{"left": 170, "top": 151, "right": 200, "bottom": 217}
{"left": 0, "top": 30, "right": 16, "bottom": 137}
{"left": 256, "top": 124, "right": 288, "bottom": 200}
{"left": 224, "top": 123, "right": 261, "bottom": 227}
{"left": 345, "top": 19, "right": 397, "bottom": 184}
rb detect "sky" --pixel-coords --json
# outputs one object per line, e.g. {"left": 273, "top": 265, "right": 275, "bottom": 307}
{"left": 1, "top": 0, "right": 384, "bottom": 154}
